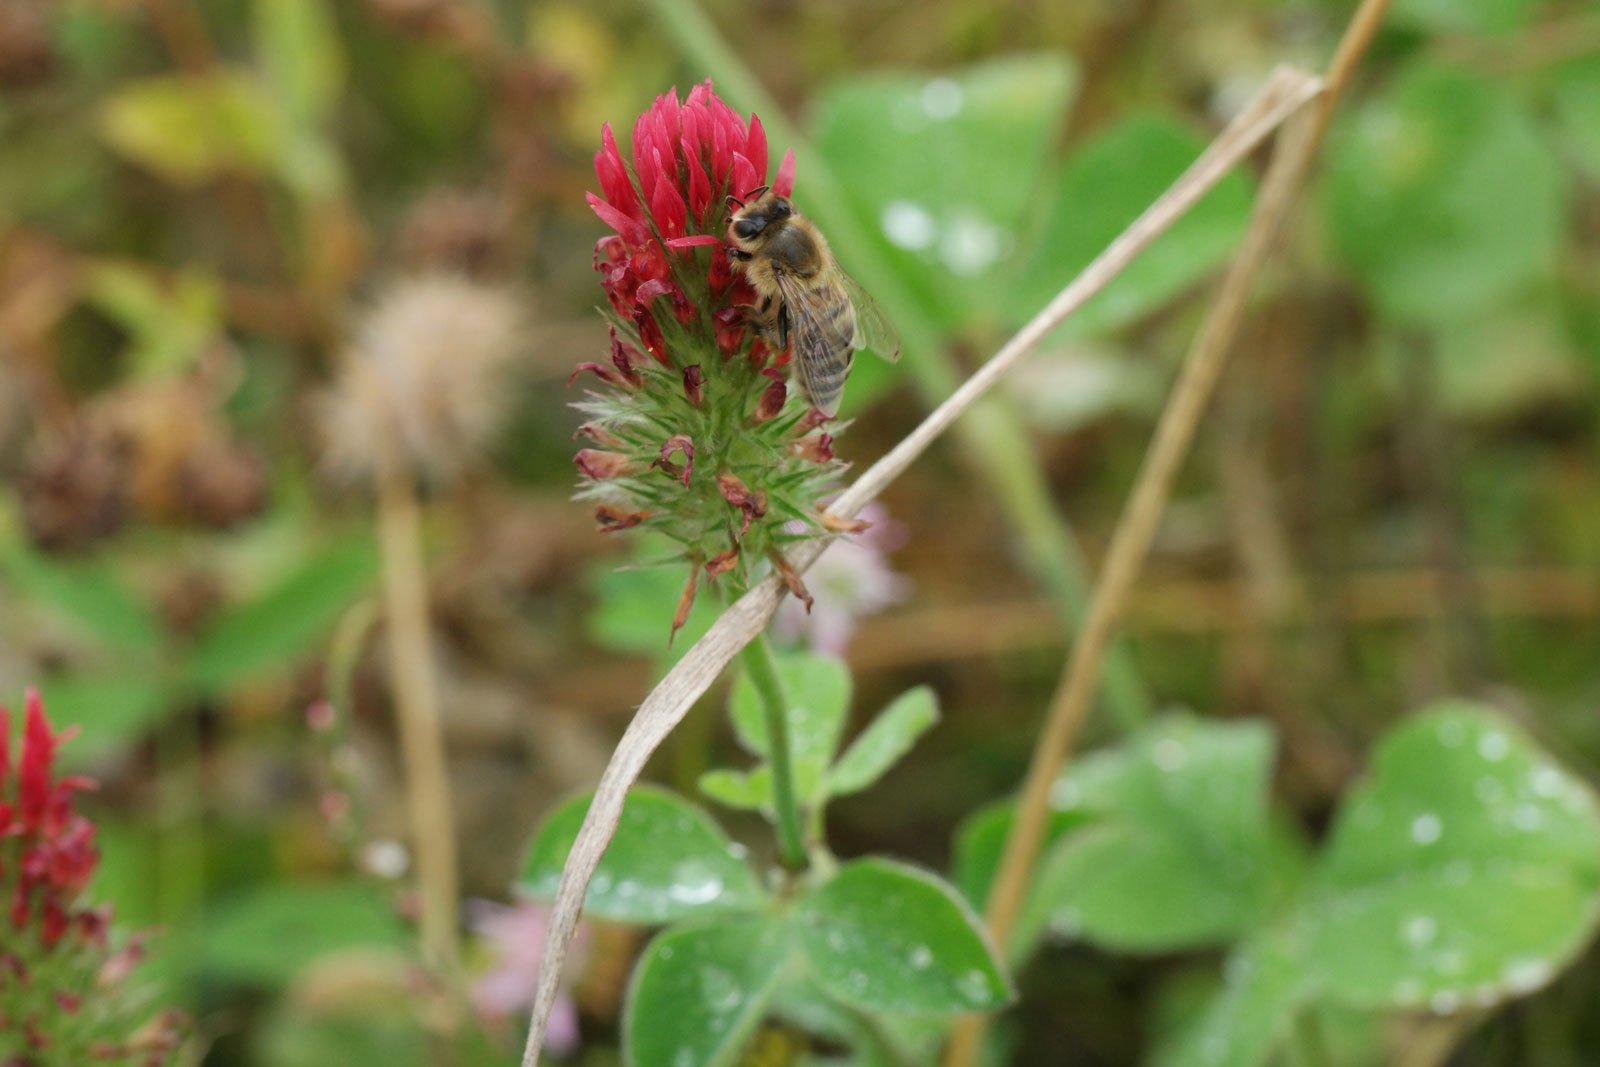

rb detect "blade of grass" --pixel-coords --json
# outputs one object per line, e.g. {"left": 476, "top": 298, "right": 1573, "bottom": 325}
{"left": 517, "top": 67, "right": 1322, "bottom": 1067}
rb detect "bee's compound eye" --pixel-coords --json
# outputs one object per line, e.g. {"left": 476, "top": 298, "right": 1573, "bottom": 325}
{"left": 734, "top": 219, "right": 762, "bottom": 239}
{"left": 772, "top": 200, "right": 792, "bottom": 218}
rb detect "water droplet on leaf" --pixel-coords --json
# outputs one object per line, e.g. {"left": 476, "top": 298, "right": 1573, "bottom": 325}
{"left": 1477, "top": 730, "right": 1510, "bottom": 762}
{"left": 1152, "top": 737, "right": 1188, "bottom": 772}
{"left": 1411, "top": 812, "right": 1443, "bottom": 845}
{"left": 921, "top": 78, "right": 964, "bottom": 120}
{"left": 880, "top": 200, "right": 937, "bottom": 251}
{"left": 1403, "top": 914, "right": 1438, "bottom": 948}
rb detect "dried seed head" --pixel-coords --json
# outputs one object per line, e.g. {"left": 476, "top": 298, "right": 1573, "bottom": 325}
{"left": 319, "top": 274, "right": 528, "bottom": 486}
{"left": 19, "top": 427, "right": 131, "bottom": 551}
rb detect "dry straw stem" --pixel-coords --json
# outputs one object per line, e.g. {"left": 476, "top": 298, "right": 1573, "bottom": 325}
{"left": 375, "top": 445, "right": 462, "bottom": 969}
{"left": 944, "top": 5, "right": 1392, "bottom": 1065}
{"left": 518, "top": 65, "right": 1322, "bottom": 1067}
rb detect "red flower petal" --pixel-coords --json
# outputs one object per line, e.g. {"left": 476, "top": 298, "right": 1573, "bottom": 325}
{"left": 574, "top": 422, "right": 624, "bottom": 448}
{"left": 41, "top": 898, "right": 67, "bottom": 947}
{"left": 773, "top": 148, "right": 796, "bottom": 197}
{"left": 754, "top": 379, "right": 787, "bottom": 422}
{"left": 610, "top": 326, "right": 646, "bottom": 378}
{"left": 594, "top": 123, "right": 640, "bottom": 219}
{"left": 595, "top": 504, "right": 650, "bottom": 532}
{"left": 716, "top": 472, "right": 768, "bottom": 536}
{"left": 714, "top": 305, "right": 747, "bottom": 355}
{"left": 632, "top": 306, "right": 668, "bottom": 364}
{"left": 594, "top": 235, "right": 625, "bottom": 268}
{"left": 635, "top": 278, "right": 676, "bottom": 304}
{"left": 575, "top": 450, "right": 634, "bottom": 480}
{"left": 0, "top": 702, "right": 9, "bottom": 803}
{"left": 708, "top": 94, "right": 744, "bottom": 151}
{"left": 655, "top": 435, "right": 695, "bottom": 487}
{"left": 821, "top": 509, "right": 873, "bottom": 534}
{"left": 656, "top": 88, "right": 683, "bottom": 154}
{"left": 630, "top": 242, "right": 670, "bottom": 282}
{"left": 682, "top": 137, "right": 712, "bottom": 219}
{"left": 671, "top": 564, "right": 699, "bottom": 645}
{"left": 709, "top": 119, "right": 730, "bottom": 188}
{"left": 798, "top": 407, "right": 831, "bottom": 432}
{"left": 747, "top": 114, "right": 769, "bottom": 186}
{"left": 567, "top": 362, "right": 630, "bottom": 389}
{"left": 20, "top": 689, "right": 56, "bottom": 831}
{"left": 666, "top": 235, "right": 723, "bottom": 249}
{"left": 680, "top": 104, "right": 703, "bottom": 162}
{"left": 649, "top": 151, "right": 688, "bottom": 237}
{"left": 632, "top": 112, "right": 657, "bottom": 202}
{"left": 730, "top": 152, "right": 758, "bottom": 202}
{"left": 791, "top": 433, "right": 835, "bottom": 463}
{"left": 586, "top": 192, "right": 648, "bottom": 245}
{"left": 705, "top": 546, "right": 740, "bottom": 579}
{"left": 767, "top": 547, "right": 814, "bottom": 613}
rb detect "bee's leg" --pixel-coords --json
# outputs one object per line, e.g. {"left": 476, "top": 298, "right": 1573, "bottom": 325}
{"left": 737, "top": 294, "right": 784, "bottom": 352}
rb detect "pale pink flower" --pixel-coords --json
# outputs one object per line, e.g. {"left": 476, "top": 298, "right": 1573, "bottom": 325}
{"left": 467, "top": 899, "right": 587, "bottom": 1057}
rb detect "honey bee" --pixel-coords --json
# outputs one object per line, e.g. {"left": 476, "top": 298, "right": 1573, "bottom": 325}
{"left": 726, "top": 186, "right": 899, "bottom": 417}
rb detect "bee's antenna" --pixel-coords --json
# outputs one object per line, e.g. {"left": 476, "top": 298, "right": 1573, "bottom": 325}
{"left": 744, "top": 185, "right": 770, "bottom": 201}
{"left": 724, "top": 193, "right": 745, "bottom": 210}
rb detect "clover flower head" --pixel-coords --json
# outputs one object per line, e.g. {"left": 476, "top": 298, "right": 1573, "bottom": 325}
{"left": 2, "top": 690, "right": 184, "bottom": 1064}
{"left": 570, "top": 82, "right": 838, "bottom": 637}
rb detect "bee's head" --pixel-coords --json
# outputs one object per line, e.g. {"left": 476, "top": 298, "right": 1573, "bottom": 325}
{"left": 727, "top": 188, "right": 793, "bottom": 246}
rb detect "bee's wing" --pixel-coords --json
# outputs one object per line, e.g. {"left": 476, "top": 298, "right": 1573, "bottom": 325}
{"left": 839, "top": 270, "right": 901, "bottom": 363}
{"left": 774, "top": 272, "right": 855, "bottom": 417}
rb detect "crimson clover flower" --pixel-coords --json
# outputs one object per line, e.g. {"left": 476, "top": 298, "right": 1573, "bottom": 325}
{"left": 1, "top": 690, "right": 184, "bottom": 1064}
{"left": 571, "top": 81, "right": 839, "bottom": 637}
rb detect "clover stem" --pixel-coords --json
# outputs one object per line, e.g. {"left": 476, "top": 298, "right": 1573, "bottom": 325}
{"left": 375, "top": 448, "right": 461, "bottom": 969}
{"left": 738, "top": 631, "right": 808, "bottom": 869}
